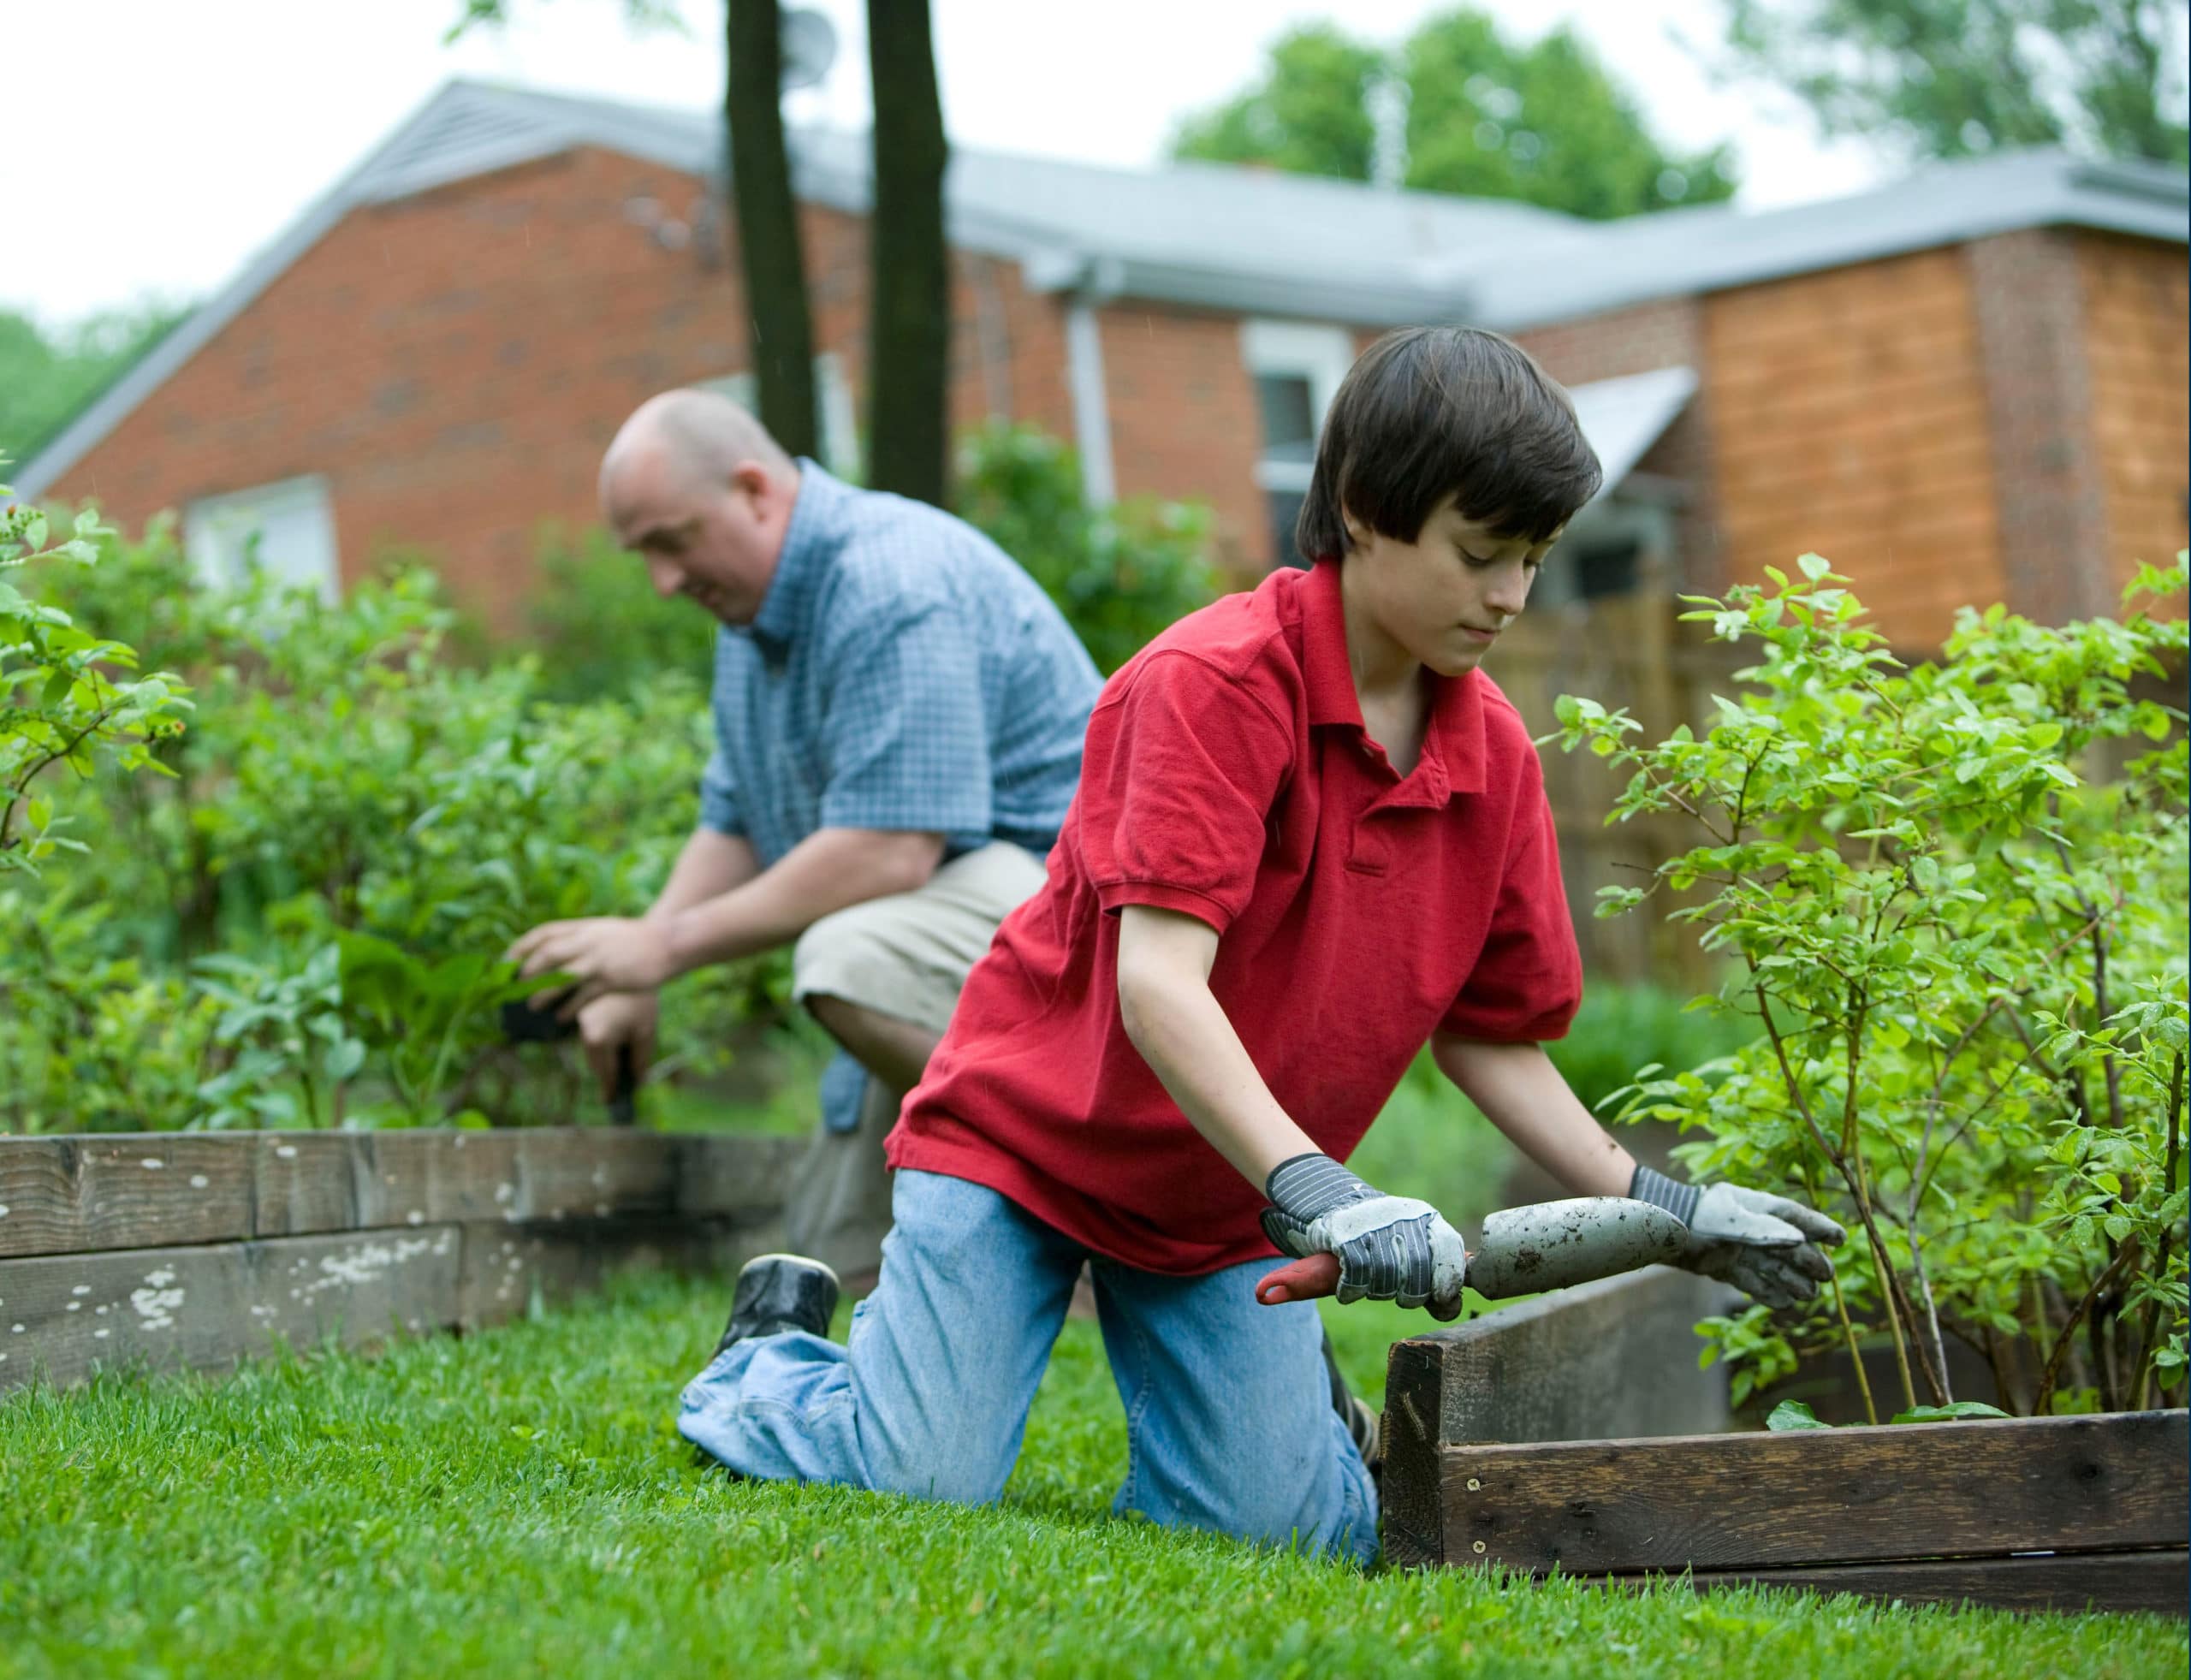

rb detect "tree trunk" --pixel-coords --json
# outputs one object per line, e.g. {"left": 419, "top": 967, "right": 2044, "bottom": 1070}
{"left": 725, "top": 0, "right": 818, "bottom": 457}
{"left": 865, "top": 0, "right": 951, "bottom": 505}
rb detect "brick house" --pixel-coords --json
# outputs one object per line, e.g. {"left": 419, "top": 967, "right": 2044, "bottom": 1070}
{"left": 17, "top": 79, "right": 2188, "bottom": 650}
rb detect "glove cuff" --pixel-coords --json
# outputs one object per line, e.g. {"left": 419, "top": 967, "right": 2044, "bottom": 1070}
{"left": 1629, "top": 1163, "right": 1701, "bottom": 1228}
{"left": 1264, "top": 1153, "right": 1370, "bottom": 1220}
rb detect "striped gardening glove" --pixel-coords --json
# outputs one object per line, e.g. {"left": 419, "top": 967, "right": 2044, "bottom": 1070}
{"left": 1260, "top": 1154, "right": 1469, "bottom": 1321}
{"left": 1628, "top": 1165, "right": 1846, "bottom": 1309}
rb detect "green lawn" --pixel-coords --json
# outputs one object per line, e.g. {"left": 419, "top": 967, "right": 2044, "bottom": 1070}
{"left": 2, "top": 1264, "right": 2181, "bottom": 1679}
{"left": 4, "top": 1071, "right": 2182, "bottom": 1677}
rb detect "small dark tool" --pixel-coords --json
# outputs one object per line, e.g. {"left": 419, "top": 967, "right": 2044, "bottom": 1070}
{"left": 501, "top": 983, "right": 638, "bottom": 1125}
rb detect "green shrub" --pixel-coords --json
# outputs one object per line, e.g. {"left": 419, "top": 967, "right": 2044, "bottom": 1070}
{"left": 523, "top": 525, "right": 712, "bottom": 704}
{"left": 1547, "top": 982, "right": 1755, "bottom": 1120}
{"left": 1557, "top": 551, "right": 2189, "bottom": 1418}
{"left": 955, "top": 424, "right": 1221, "bottom": 674}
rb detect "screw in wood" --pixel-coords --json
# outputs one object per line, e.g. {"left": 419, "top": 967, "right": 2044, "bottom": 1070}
{"left": 1466, "top": 1477, "right": 1481, "bottom": 1490}
{"left": 1472, "top": 1540, "right": 1487, "bottom": 1554}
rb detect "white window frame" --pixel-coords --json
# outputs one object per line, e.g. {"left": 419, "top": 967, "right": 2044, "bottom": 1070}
{"left": 181, "top": 473, "right": 340, "bottom": 602}
{"left": 1240, "top": 320, "right": 1357, "bottom": 496}
{"left": 700, "top": 352, "right": 859, "bottom": 479}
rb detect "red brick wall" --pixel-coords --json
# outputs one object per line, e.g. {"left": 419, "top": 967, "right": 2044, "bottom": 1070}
{"left": 48, "top": 146, "right": 1081, "bottom": 633}
{"left": 1702, "top": 247, "right": 2004, "bottom": 650}
{"left": 1097, "top": 305, "right": 1268, "bottom": 573}
{"left": 2077, "top": 231, "right": 2190, "bottom": 602}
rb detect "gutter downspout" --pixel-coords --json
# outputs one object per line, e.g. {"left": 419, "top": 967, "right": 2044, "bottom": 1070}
{"left": 1057, "top": 255, "right": 1125, "bottom": 510}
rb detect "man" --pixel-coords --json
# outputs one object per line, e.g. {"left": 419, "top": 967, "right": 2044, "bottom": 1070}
{"left": 510, "top": 389, "right": 1102, "bottom": 1282}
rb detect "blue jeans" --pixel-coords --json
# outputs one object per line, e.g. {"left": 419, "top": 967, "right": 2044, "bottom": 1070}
{"left": 677, "top": 1169, "right": 1379, "bottom": 1564}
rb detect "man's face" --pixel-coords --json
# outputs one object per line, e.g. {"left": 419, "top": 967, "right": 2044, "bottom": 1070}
{"left": 603, "top": 450, "right": 787, "bottom": 626}
{"left": 1343, "top": 495, "right": 1561, "bottom": 678}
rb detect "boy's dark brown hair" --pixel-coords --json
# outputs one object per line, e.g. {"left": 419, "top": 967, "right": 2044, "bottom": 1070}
{"left": 1295, "top": 326, "right": 1601, "bottom": 562}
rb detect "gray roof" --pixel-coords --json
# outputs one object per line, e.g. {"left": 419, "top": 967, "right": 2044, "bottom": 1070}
{"left": 15, "top": 78, "right": 2187, "bottom": 502}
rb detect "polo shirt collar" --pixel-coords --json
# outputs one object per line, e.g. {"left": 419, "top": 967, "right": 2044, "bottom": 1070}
{"left": 747, "top": 459, "right": 840, "bottom": 649}
{"left": 1298, "top": 556, "right": 1489, "bottom": 800}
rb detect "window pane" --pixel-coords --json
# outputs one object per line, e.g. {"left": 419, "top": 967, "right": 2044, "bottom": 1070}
{"left": 1268, "top": 488, "right": 1309, "bottom": 569}
{"left": 1255, "top": 374, "right": 1317, "bottom": 452}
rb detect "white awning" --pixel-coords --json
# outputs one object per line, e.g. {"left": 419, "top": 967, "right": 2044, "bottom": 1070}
{"left": 1566, "top": 365, "right": 1697, "bottom": 500}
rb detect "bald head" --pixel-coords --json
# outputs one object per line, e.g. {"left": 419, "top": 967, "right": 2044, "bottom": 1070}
{"left": 599, "top": 389, "right": 802, "bottom": 627}
{"left": 601, "top": 388, "right": 792, "bottom": 508}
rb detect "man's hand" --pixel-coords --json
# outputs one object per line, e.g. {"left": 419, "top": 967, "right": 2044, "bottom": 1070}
{"left": 507, "top": 917, "right": 677, "bottom": 1012}
{"left": 1630, "top": 1166, "right": 1844, "bottom": 1309}
{"left": 578, "top": 990, "right": 658, "bottom": 1099}
{"left": 1260, "top": 1154, "right": 1469, "bottom": 1321}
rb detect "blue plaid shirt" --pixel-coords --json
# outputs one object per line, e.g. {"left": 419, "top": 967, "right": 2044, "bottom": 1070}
{"left": 699, "top": 464, "right": 1101, "bottom": 1128}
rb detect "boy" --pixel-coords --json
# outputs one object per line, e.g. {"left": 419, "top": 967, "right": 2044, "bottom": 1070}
{"left": 676, "top": 328, "right": 1841, "bottom": 1563}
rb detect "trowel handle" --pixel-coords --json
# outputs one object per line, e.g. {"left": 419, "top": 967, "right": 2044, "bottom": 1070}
{"left": 1254, "top": 1252, "right": 1341, "bottom": 1305}
{"left": 608, "top": 1043, "right": 638, "bottom": 1127}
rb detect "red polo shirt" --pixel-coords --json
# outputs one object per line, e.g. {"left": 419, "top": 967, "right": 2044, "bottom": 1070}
{"left": 886, "top": 557, "right": 1582, "bottom": 1274}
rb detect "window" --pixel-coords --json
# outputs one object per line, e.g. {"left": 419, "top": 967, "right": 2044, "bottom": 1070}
{"left": 1241, "top": 321, "right": 1355, "bottom": 568}
{"left": 181, "top": 474, "right": 340, "bottom": 601}
{"left": 699, "top": 353, "right": 859, "bottom": 479}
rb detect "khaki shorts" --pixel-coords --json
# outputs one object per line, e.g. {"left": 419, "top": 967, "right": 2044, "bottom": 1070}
{"left": 781, "top": 840, "right": 1050, "bottom": 1279}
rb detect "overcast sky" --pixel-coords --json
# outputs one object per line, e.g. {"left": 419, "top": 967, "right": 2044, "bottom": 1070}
{"left": 7, "top": 0, "right": 1891, "bottom": 325}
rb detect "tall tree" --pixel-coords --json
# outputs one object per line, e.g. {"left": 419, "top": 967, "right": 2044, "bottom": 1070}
{"left": 1172, "top": 23, "right": 1385, "bottom": 183}
{"left": 864, "top": 0, "right": 951, "bottom": 507}
{"left": 726, "top": 0, "right": 820, "bottom": 458}
{"left": 1708, "top": 0, "right": 2188, "bottom": 167}
{"left": 1172, "top": 8, "right": 1737, "bottom": 219}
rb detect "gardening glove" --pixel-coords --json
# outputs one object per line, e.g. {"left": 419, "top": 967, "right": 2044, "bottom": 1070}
{"left": 1629, "top": 1165, "right": 1844, "bottom": 1309}
{"left": 1260, "top": 1154, "right": 1469, "bottom": 1321}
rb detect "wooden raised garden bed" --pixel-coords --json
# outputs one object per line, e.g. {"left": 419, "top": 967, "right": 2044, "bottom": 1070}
{"left": 0, "top": 1129, "right": 799, "bottom": 1392}
{"left": 1382, "top": 1267, "right": 2189, "bottom": 1616}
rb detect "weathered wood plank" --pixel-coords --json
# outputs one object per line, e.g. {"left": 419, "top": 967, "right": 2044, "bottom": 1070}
{"left": 1442, "top": 1410, "right": 2190, "bottom": 1574}
{"left": 1609, "top": 1549, "right": 2190, "bottom": 1618}
{"left": 1381, "top": 1337, "right": 1448, "bottom": 1569}
{"left": 454, "top": 1215, "right": 781, "bottom": 1331}
{"left": 5, "top": 1131, "right": 797, "bottom": 1256}
{"left": 1392, "top": 1267, "right": 1737, "bottom": 1449}
{"left": 0, "top": 1137, "right": 256, "bottom": 1258}
{"left": 674, "top": 1135, "right": 806, "bottom": 1221}
{"left": 0, "top": 1227, "right": 462, "bottom": 1390}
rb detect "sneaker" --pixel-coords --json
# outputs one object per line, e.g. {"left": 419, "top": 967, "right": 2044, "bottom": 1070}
{"left": 715, "top": 1253, "right": 841, "bottom": 1358}
{"left": 1321, "top": 1328, "right": 1383, "bottom": 1472}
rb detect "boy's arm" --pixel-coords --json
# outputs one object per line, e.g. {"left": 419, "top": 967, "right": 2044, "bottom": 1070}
{"left": 1117, "top": 905, "right": 1468, "bottom": 1317}
{"left": 1428, "top": 1033, "right": 1635, "bottom": 1196}
{"left": 1432, "top": 1031, "right": 1846, "bottom": 1306}
{"left": 1113, "top": 905, "right": 1316, "bottom": 1182}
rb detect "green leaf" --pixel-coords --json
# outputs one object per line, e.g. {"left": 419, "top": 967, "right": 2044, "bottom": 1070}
{"left": 1766, "top": 1399, "right": 1832, "bottom": 1431}
{"left": 1890, "top": 1402, "right": 2011, "bottom": 1425}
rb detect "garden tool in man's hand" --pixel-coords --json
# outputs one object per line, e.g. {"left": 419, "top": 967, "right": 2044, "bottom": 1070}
{"left": 502, "top": 983, "right": 638, "bottom": 1125}
{"left": 1255, "top": 1190, "right": 1690, "bottom": 1312}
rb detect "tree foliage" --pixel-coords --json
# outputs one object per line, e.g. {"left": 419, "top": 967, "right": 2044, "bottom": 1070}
{"left": 1173, "top": 8, "right": 1738, "bottom": 218}
{"left": 0, "top": 303, "right": 185, "bottom": 467}
{"left": 1709, "top": 0, "right": 2190, "bottom": 166}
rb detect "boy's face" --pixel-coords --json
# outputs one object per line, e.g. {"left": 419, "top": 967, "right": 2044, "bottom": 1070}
{"left": 1343, "top": 496, "right": 1560, "bottom": 678}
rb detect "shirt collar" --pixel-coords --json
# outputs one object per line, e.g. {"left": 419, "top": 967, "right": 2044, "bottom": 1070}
{"left": 747, "top": 459, "right": 840, "bottom": 649}
{"left": 1297, "top": 556, "right": 1488, "bottom": 800}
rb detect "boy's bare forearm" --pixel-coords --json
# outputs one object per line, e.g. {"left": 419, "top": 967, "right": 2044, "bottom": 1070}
{"left": 1115, "top": 905, "right": 1317, "bottom": 1186}
{"left": 1431, "top": 1033, "right": 1635, "bottom": 1198}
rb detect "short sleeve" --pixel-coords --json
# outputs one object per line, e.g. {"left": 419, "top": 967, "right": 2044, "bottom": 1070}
{"left": 698, "top": 745, "right": 745, "bottom": 837}
{"left": 1077, "top": 650, "right": 1293, "bottom": 934}
{"left": 816, "top": 604, "right": 994, "bottom": 838}
{"left": 1441, "top": 754, "right": 1582, "bottom": 1042}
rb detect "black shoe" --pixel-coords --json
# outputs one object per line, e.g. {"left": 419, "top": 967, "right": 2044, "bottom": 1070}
{"left": 1321, "top": 1328, "right": 1383, "bottom": 1473}
{"left": 715, "top": 1253, "right": 841, "bottom": 1357}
